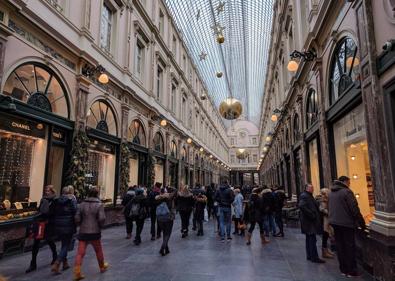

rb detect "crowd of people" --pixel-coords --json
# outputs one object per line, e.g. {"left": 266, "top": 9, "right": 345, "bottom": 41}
{"left": 21, "top": 175, "right": 365, "bottom": 280}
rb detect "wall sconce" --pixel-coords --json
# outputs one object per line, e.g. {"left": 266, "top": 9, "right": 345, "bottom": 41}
{"left": 263, "top": 146, "right": 268, "bottom": 152}
{"left": 209, "top": 155, "right": 213, "bottom": 158}
{"left": 287, "top": 49, "right": 317, "bottom": 72}
{"left": 187, "top": 137, "right": 192, "bottom": 144}
{"left": 355, "top": 193, "right": 360, "bottom": 199}
{"left": 160, "top": 119, "right": 167, "bottom": 127}
{"left": 351, "top": 155, "right": 356, "bottom": 161}
{"left": 352, "top": 174, "right": 358, "bottom": 179}
{"left": 266, "top": 133, "right": 272, "bottom": 142}
{"left": 199, "top": 147, "right": 204, "bottom": 152}
{"left": 271, "top": 108, "right": 284, "bottom": 122}
{"left": 82, "top": 64, "right": 109, "bottom": 84}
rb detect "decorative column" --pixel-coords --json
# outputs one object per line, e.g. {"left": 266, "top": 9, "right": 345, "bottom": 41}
{"left": 164, "top": 131, "right": 170, "bottom": 186}
{"left": 75, "top": 75, "right": 91, "bottom": 130}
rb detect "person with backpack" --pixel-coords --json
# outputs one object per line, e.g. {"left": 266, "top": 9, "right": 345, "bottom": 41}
{"left": 51, "top": 185, "right": 77, "bottom": 274}
{"left": 25, "top": 185, "right": 57, "bottom": 273}
{"left": 176, "top": 185, "right": 195, "bottom": 238}
{"left": 194, "top": 189, "right": 207, "bottom": 236}
{"left": 273, "top": 186, "right": 286, "bottom": 237}
{"left": 122, "top": 186, "right": 136, "bottom": 239}
{"left": 155, "top": 187, "right": 177, "bottom": 256}
{"left": 148, "top": 182, "right": 162, "bottom": 240}
{"left": 214, "top": 180, "right": 235, "bottom": 242}
{"left": 73, "top": 187, "right": 108, "bottom": 281}
{"left": 245, "top": 187, "right": 264, "bottom": 245}
{"left": 127, "top": 188, "right": 148, "bottom": 245}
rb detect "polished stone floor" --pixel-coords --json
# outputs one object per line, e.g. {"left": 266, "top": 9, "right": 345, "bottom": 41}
{"left": 0, "top": 218, "right": 374, "bottom": 281}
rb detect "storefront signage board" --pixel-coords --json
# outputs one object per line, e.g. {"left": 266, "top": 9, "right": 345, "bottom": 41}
{"left": 0, "top": 113, "right": 46, "bottom": 139}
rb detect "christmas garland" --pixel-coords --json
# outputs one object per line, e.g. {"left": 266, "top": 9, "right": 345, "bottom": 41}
{"left": 146, "top": 153, "right": 156, "bottom": 190}
{"left": 66, "top": 129, "right": 89, "bottom": 200}
{"left": 120, "top": 142, "right": 130, "bottom": 195}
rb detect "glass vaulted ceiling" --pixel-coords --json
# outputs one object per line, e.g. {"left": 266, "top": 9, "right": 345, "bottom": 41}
{"left": 165, "top": 0, "right": 274, "bottom": 125}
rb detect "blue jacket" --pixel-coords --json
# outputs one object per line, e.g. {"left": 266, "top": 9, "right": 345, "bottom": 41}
{"left": 233, "top": 193, "right": 244, "bottom": 218}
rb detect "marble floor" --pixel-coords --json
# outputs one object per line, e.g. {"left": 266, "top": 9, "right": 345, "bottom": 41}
{"left": 0, "top": 219, "right": 374, "bottom": 281}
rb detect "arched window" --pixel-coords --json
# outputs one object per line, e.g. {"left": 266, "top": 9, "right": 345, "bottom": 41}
{"left": 128, "top": 120, "right": 146, "bottom": 146}
{"left": 306, "top": 89, "right": 318, "bottom": 129}
{"left": 170, "top": 141, "right": 177, "bottom": 157}
{"left": 153, "top": 132, "right": 164, "bottom": 153}
{"left": 330, "top": 37, "right": 359, "bottom": 105}
{"left": 195, "top": 154, "right": 199, "bottom": 166}
{"left": 181, "top": 146, "right": 187, "bottom": 161}
{"left": 293, "top": 114, "right": 301, "bottom": 143}
{"left": 3, "top": 62, "right": 69, "bottom": 118}
{"left": 87, "top": 100, "right": 117, "bottom": 136}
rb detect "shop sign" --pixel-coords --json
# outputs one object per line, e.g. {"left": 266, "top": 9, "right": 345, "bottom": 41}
{"left": 89, "top": 138, "right": 115, "bottom": 154}
{"left": 52, "top": 127, "right": 66, "bottom": 143}
{"left": 0, "top": 113, "right": 46, "bottom": 139}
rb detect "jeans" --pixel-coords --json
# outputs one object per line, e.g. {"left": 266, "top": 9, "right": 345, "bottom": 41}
{"left": 31, "top": 238, "right": 57, "bottom": 264}
{"left": 262, "top": 215, "right": 271, "bottom": 236}
{"left": 192, "top": 208, "right": 197, "bottom": 229}
{"left": 125, "top": 216, "right": 133, "bottom": 235}
{"left": 268, "top": 213, "right": 277, "bottom": 235}
{"left": 274, "top": 211, "right": 283, "bottom": 234}
{"left": 179, "top": 210, "right": 192, "bottom": 233}
{"left": 134, "top": 219, "right": 145, "bottom": 241}
{"left": 219, "top": 207, "right": 232, "bottom": 239}
{"left": 332, "top": 225, "right": 357, "bottom": 274}
{"left": 150, "top": 208, "right": 161, "bottom": 237}
{"left": 248, "top": 221, "right": 264, "bottom": 234}
{"left": 157, "top": 220, "right": 174, "bottom": 250}
{"left": 74, "top": 240, "right": 104, "bottom": 268}
{"left": 197, "top": 219, "right": 204, "bottom": 234}
{"left": 305, "top": 234, "right": 319, "bottom": 261}
{"left": 57, "top": 234, "right": 73, "bottom": 262}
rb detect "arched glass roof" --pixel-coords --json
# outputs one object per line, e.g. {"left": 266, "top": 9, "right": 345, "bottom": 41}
{"left": 165, "top": 0, "right": 274, "bottom": 125}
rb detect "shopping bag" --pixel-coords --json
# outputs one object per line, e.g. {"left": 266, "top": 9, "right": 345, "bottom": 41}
{"left": 204, "top": 208, "right": 208, "bottom": 221}
{"left": 35, "top": 222, "right": 46, "bottom": 239}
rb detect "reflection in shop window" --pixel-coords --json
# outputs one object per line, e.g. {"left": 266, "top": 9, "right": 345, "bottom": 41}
{"left": 333, "top": 104, "right": 374, "bottom": 223}
{"left": 87, "top": 100, "right": 117, "bottom": 136}
{"left": 308, "top": 138, "right": 320, "bottom": 196}
{"left": 128, "top": 120, "right": 146, "bottom": 146}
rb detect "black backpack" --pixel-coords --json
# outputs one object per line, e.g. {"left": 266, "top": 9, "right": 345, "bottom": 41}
{"left": 128, "top": 200, "right": 146, "bottom": 219}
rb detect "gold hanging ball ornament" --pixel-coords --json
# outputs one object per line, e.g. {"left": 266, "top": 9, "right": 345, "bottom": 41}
{"left": 216, "top": 34, "right": 225, "bottom": 44}
{"left": 216, "top": 71, "right": 223, "bottom": 78}
{"left": 219, "top": 98, "right": 243, "bottom": 120}
{"left": 236, "top": 148, "right": 249, "bottom": 159}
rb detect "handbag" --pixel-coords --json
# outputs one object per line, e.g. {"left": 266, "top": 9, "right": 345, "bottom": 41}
{"left": 35, "top": 221, "right": 46, "bottom": 240}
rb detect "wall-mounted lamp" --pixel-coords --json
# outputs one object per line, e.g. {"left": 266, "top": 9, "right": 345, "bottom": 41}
{"left": 82, "top": 64, "right": 109, "bottom": 84}
{"left": 287, "top": 49, "right": 317, "bottom": 72}
{"left": 187, "top": 137, "right": 192, "bottom": 144}
{"left": 271, "top": 108, "right": 284, "bottom": 122}
{"left": 160, "top": 119, "right": 167, "bottom": 127}
{"left": 351, "top": 155, "right": 356, "bottom": 161}
{"left": 199, "top": 147, "right": 204, "bottom": 152}
{"left": 209, "top": 155, "right": 213, "bottom": 158}
{"left": 263, "top": 147, "right": 268, "bottom": 152}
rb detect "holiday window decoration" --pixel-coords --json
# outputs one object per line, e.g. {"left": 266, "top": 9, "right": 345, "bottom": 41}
{"left": 120, "top": 142, "right": 130, "bottom": 196}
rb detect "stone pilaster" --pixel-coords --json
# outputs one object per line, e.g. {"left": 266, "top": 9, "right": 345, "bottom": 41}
{"left": 75, "top": 75, "right": 91, "bottom": 130}
{"left": 121, "top": 103, "right": 129, "bottom": 142}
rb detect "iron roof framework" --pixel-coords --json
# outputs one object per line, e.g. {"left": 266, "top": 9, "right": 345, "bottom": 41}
{"left": 165, "top": 0, "right": 274, "bottom": 125}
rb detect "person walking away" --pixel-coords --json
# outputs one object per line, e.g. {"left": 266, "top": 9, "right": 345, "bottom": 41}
{"left": 122, "top": 186, "right": 136, "bottom": 239}
{"left": 206, "top": 183, "right": 215, "bottom": 219}
{"left": 260, "top": 187, "right": 275, "bottom": 243}
{"left": 213, "top": 201, "right": 220, "bottom": 234}
{"left": 273, "top": 186, "right": 286, "bottom": 237}
{"left": 318, "top": 188, "right": 335, "bottom": 259}
{"left": 194, "top": 189, "right": 207, "bottom": 236}
{"left": 176, "top": 185, "right": 195, "bottom": 238}
{"left": 26, "top": 185, "right": 57, "bottom": 273}
{"left": 329, "top": 176, "right": 365, "bottom": 277}
{"left": 232, "top": 189, "right": 244, "bottom": 236}
{"left": 191, "top": 183, "right": 202, "bottom": 230}
{"left": 298, "top": 184, "right": 325, "bottom": 264}
{"left": 245, "top": 188, "right": 264, "bottom": 245}
{"left": 127, "top": 188, "right": 148, "bottom": 245}
{"left": 214, "top": 180, "right": 235, "bottom": 242}
{"left": 73, "top": 187, "right": 108, "bottom": 280}
{"left": 51, "top": 186, "right": 77, "bottom": 274}
{"left": 155, "top": 187, "right": 177, "bottom": 256}
{"left": 148, "top": 182, "right": 162, "bottom": 240}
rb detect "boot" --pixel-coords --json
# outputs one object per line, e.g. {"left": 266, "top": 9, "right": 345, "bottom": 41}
{"left": 25, "top": 261, "right": 37, "bottom": 273}
{"left": 246, "top": 233, "right": 252, "bottom": 245}
{"left": 73, "top": 266, "right": 85, "bottom": 281}
{"left": 322, "top": 248, "right": 334, "bottom": 259}
{"left": 126, "top": 233, "right": 132, "bottom": 239}
{"left": 51, "top": 260, "right": 61, "bottom": 274}
{"left": 260, "top": 233, "right": 269, "bottom": 245}
{"left": 99, "top": 262, "right": 109, "bottom": 273}
{"left": 62, "top": 259, "right": 70, "bottom": 271}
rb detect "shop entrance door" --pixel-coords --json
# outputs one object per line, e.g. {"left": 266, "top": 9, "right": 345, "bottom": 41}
{"left": 46, "top": 145, "right": 65, "bottom": 196}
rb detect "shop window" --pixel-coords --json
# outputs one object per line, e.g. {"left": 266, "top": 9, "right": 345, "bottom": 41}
{"left": 332, "top": 103, "right": 374, "bottom": 223}
{"left": 307, "top": 138, "right": 320, "bottom": 196}
{"left": 135, "top": 40, "right": 145, "bottom": 78}
{"left": 170, "top": 141, "right": 177, "bottom": 158}
{"left": 100, "top": 3, "right": 113, "bottom": 52}
{"left": 330, "top": 37, "right": 360, "bottom": 105}
{"left": 306, "top": 89, "right": 318, "bottom": 129}
{"left": 153, "top": 132, "right": 164, "bottom": 153}
{"left": 86, "top": 139, "right": 115, "bottom": 203}
{"left": 171, "top": 83, "right": 176, "bottom": 112}
{"left": 293, "top": 114, "right": 301, "bottom": 142}
{"left": 3, "top": 63, "right": 69, "bottom": 118}
{"left": 87, "top": 100, "right": 118, "bottom": 136}
{"left": 128, "top": 119, "right": 146, "bottom": 146}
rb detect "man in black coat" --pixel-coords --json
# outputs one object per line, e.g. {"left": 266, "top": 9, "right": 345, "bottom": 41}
{"left": 273, "top": 186, "right": 286, "bottom": 237}
{"left": 298, "top": 184, "right": 325, "bottom": 263}
{"left": 329, "top": 176, "right": 365, "bottom": 277}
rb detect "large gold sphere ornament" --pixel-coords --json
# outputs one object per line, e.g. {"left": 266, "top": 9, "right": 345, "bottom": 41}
{"left": 236, "top": 148, "right": 249, "bottom": 159}
{"left": 219, "top": 98, "right": 243, "bottom": 120}
{"left": 216, "top": 34, "right": 225, "bottom": 44}
{"left": 216, "top": 71, "right": 223, "bottom": 78}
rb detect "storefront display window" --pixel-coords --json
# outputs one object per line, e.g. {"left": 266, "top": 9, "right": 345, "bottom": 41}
{"left": 3, "top": 63, "right": 69, "bottom": 118}
{"left": 306, "top": 89, "right": 318, "bottom": 128}
{"left": 154, "top": 158, "right": 164, "bottom": 184}
{"left": 0, "top": 115, "right": 48, "bottom": 213}
{"left": 308, "top": 138, "right": 320, "bottom": 196}
{"left": 86, "top": 139, "right": 115, "bottom": 204}
{"left": 333, "top": 103, "right": 374, "bottom": 223}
